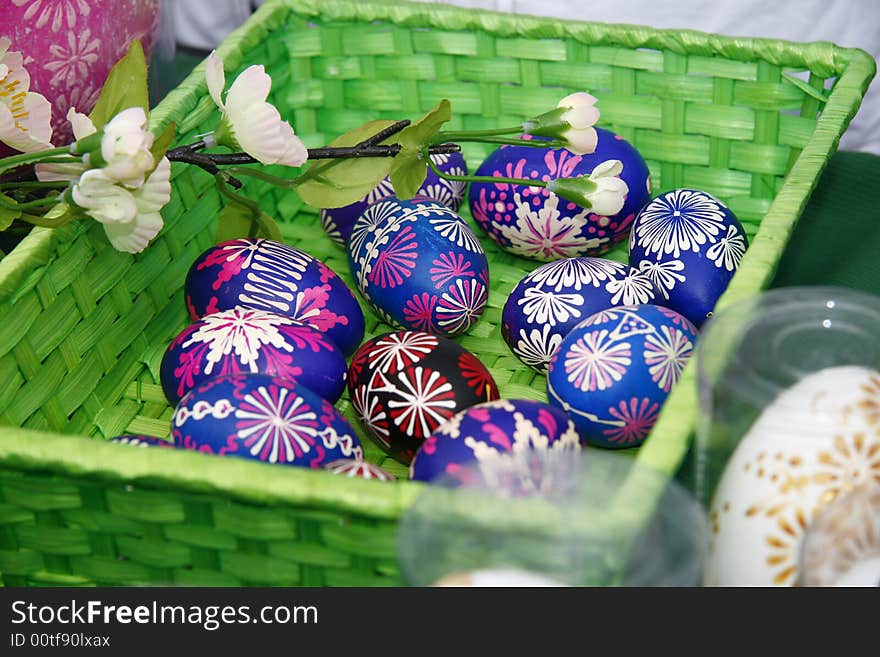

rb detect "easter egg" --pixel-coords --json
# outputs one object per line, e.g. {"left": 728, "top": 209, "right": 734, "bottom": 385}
{"left": 628, "top": 189, "right": 748, "bottom": 328}
{"left": 324, "top": 459, "right": 397, "bottom": 481}
{"left": 4, "top": 0, "right": 160, "bottom": 147}
{"left": 468, "top": 128, "right": 651, "bottom": 261}
{"left": 502, "top": 257, "right": 659, "bottom": 373}
{"left": 321, "top": 151, "right": 468, "bottom": 246}
{"left": 348, "top": 196, "right": 490, "bottom": 337}
{"left": 184, "top": 238, "right": 365, "bottom": 356}
{"left": 546, "top": 305, "right": 698, "bottom": 448}
{"left": 705, "top": 366, "right": 880, "bottom": 586}
{"left": 172, "top": 373, "right": 363, "bottom": 468}
{"left": 347, "top": 330, "right": 500, "bottom": 464}
{"left": 109, "top": 435, "right": 172, "bottom": 447}
{"left": 410, "top": 399, "right": 583, "bottom": 485}
{"left": 159, "top": 308, "right": 348, "bottom": 406}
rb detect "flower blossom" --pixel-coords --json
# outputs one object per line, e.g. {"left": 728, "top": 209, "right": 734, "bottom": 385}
{"left": 205, "top": 51, "right": 307, "bottom": 166}
{"left": 522, "top": 92, "right": 600, "bottom": 155}
{"left": 546, "top": 159, "right": 629, "bottom": 216}
{"left": 0, "top": 37, "right": 53, "bottom": 153}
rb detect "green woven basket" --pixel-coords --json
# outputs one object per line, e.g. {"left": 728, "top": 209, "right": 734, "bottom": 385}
{"left": 0, "top": 0, "right": 874, "bottom": 587}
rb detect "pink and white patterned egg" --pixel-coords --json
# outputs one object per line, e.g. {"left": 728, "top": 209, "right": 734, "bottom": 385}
{"left": 159, "top": 308, "right": 348, "bottom": 406}
{"left": 323, "top": 459, "right": 396, "bottom": 481}
{"left": 184, "top": 238, "right": 365, "bottom": 357}
{"left": 4, "top": 0, "right": 160, "bottom": 146}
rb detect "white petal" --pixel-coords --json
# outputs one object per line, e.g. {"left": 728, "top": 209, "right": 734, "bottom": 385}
{"left": 0, "top": 36, "right": 11, "bottom": 59}
{"left": 21, "top": 92, "right": 53, "bottom": 145}
{"left": 205, "top": 51, "right": 226, "bottom": 110}
{"left": 229, "top": 101, "right": 286, "bottom": 164}
{"left": 103, "top": 212, "right": 163, "bottom": 253}
{"left": 72, "top": 169, "right": 137, "bottom": 224}
{"left": 0, "top": 99, "right": 52, "bottom": 153}
{"left": 276, "top": 121, "right": 308, "bottom": 167}
{"left": 225, "top": 64, "right": 272, "bottom": 118}
{"left": 0, "top": 63, "right": 7, "bottom": 80}
{"left": 590, "top": 159, "right": 623, "bottom": 179}
{"left": 558, "top": 92, "right": 597, "bottom": 110}
{"left": 133, "top": 157, "right": 172, "bottom": 213}
{"left": 36, "top": 160, "right": 85, "bottom": 182}
{"left": 562, "top": 126, "right": 598, "bottom": 155}
{"left": 561, "top": 104, "right": 600, "bottom": 130}
{"left": 67, "top": 107, "right": 96, "bottom": 140}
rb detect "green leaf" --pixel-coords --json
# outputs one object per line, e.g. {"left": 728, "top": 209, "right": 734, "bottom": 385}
{"left": 389, "top": 99, "right": 452, "bottom": 199}
{"left": 150, "top": 121, "right": 176, "bottom": 163}
{"left": 0, "top": 192, "right": 21, "bottom": 231}
{"left": 295, "top": 119, "right": 398, "bottom": 209}
{"left": 89, "top": 40, "right": 149, "bottom": 130}
{"left": 215, "top": 192, "right": 283, "bottom": 243}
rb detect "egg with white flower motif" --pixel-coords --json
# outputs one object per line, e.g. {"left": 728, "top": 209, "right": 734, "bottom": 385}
{"left": 502, "top": 257, "right": 659, "bottom": 373}
{"left": 109, "top": 435, "right": 173, "bottom": 448}
{"left": 347, "top": 330, "right": 500, "bottom": 465}
{"left": 159, "top": 308, "right": 348, "bottom": 406}
{"left": 184, "top": 238, "right": 365, "bottom": 356}
{"left": 172, "top": 373, "right": 363, "bottom": 468}
{"left": 348, "top": 196, "right": 490, "bottom": 337}
{"left": 628, "top": 189, "right": 748, "bottom": 328}
{"left": 410, "top": 399, "right": 584, "bottom": 485}
{"left": 547, "top": 305, "right": 698, "bottom": 448}
{"left": 321, "top": 151, "right": 468, "bottom": 247}
{"left": 468, "top": 128, "right": 651, "bottom": 261}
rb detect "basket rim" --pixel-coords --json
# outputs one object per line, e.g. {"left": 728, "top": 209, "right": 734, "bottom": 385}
{"left": 0, "top": 0, "right": 875, "bottom": 520}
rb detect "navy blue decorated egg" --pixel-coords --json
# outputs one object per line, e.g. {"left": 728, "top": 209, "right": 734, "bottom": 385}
{"left": 109, "top": 435, "right": 173, "bottom": 447}
{"left": 502, "top": 257, "right": 659, "bottom": 374}
{"left": 409, "top": 399, "right": 583, "bottom": 485}
{"left": 468, "top": 128, "right": 651, "bottom": 261}
{"left": 184, "top": 238, "right": 365, "bottom": 356}
{"left": 321, "top": 151, "right": 468, "bottom": 247}
{"left": 347, "top": 330, "right": 500, "bottom": 465}
{"left": 628, "top": 189, "right": 748, "bottom": 328}
{"left": 159, "top": 308, "right": 348, "bottom": 406}
{"left": 546, "top": 305, "right": 698, "bottom": 448}
{"left": 172, "top": 373, "right": 363, "bottom": 467}
{"left": 348, "top": 196, "right": 490, "bottom": 337}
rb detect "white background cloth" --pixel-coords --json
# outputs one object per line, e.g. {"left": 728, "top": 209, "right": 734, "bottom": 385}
{"left": 168, "top": 0, "right": 880, "bottom": 153}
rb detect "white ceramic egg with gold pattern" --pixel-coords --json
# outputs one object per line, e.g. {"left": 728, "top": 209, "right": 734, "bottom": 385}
{"left": 704, "top": 365, "right": 880, "bottom": 586}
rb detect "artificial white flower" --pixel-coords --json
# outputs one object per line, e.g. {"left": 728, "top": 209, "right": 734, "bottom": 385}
{"left": 555, "top": 92, "right": 599, "bottom": 155}
{"left": 205, "top": 51, "right": 307, "bottom": 166}
{"left": 98, "top": 106, "right": 155, "bottom": 187}
{"left": 72, "top": 156, "right": 171, "bottom": 253}
{"left": 104, "top": 156, "right": 171, "bottom": 253}
{"left": 545, "top": 159, "right": 628, "bottom": 216}
{"left": 0, "top": 36, "right": 53, "bottom": 153}
{"left": 585, "top": 159, "right": 629, "bottom": 216}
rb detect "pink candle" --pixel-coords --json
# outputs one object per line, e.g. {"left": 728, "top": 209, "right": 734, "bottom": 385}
{"left": 5, "top": 0, "right": 160, "bottom": 146}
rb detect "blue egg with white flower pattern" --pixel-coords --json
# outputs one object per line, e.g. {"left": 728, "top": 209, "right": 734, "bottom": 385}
{"left": 410, "top": 399, "right": 584, "bottom": 485}
{"left": 184, "top": 238, "right": 365, "bottom": 356}
{"left": 547, "top": 305, "right": 698, "bottom": 449}
{"left": 628, "top": 189, "right": 748, "bottom": 328}
{"left": 321, "top": 151, "right": 468, "bottom": 247}
{"left": 468, "top": 128, "right": 651, "bottom": 261}
{"left": 348, "top": 196, "right": 490, "bottom": 337}
{"left": 171, "top": 373, "right": 363, "bottom": 468}
{"left": 502, "top": 257, "right": 659, "bottom": 374}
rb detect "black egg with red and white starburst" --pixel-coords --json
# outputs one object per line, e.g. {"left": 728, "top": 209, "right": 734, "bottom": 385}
{"left": 347, "top": 330, "right": 500, "bottom": 465}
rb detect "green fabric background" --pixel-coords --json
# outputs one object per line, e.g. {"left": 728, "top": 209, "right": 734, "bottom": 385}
{"left": 772, "top": 151, "right": 880, "bottom": 293}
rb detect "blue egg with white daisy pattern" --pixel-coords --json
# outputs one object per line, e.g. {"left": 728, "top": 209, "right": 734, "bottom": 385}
{"left": 171, "top": 373, "right": 363, "bottom": 468}
{"left": 628, "top": 189, "right": 748, "bottom": 328}
{"left": 546, "top": 305, "right": 698, "bottom": 449}
{"left": 347, "top": 196, "right": 490, "bottom": 337}
{"left": 501, "top": 257, "right": 659, "bottom": 374}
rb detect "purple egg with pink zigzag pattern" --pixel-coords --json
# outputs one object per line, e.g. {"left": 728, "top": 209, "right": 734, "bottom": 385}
{"left": 184, "top": 238, "right": 365, "bottom": 356}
